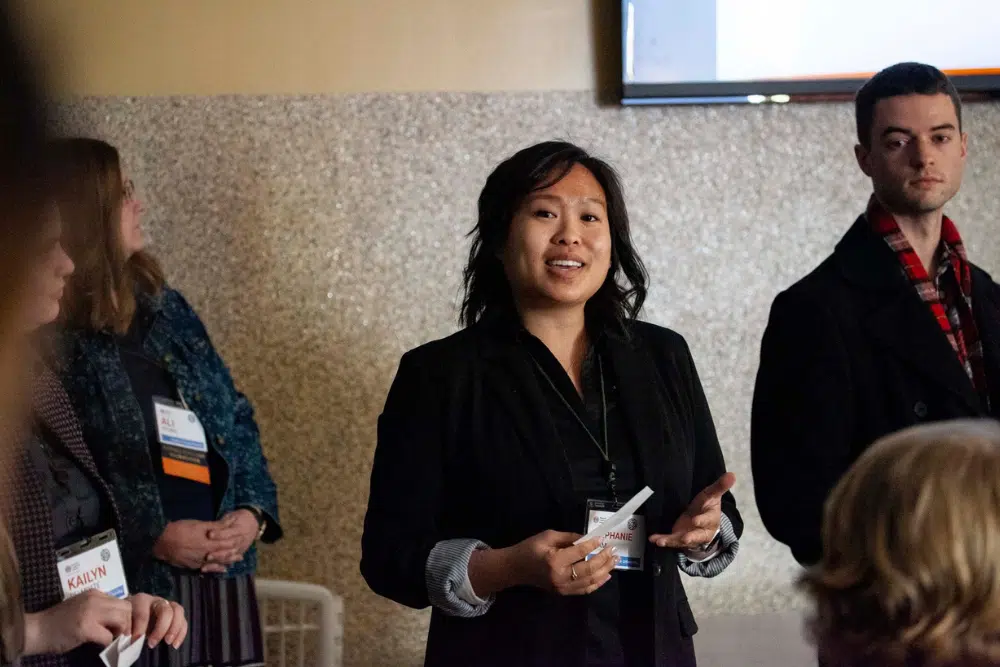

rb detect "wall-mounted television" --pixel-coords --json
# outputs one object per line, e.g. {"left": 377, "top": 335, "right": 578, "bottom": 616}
{"left": 621, "top": 0, "right": 1000, "bottom": 105}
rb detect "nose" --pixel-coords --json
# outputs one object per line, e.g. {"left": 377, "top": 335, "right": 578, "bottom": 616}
{"left": 910, "top": 136, "right": 935, "bottom": 169}
{"left": 553, "top": 217, "right": 582, "bottom": 246}
{"left": 58, "top": 244, "right": 74, "bottom": 277}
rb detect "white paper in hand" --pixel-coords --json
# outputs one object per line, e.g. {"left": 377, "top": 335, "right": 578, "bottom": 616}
{"left": 99, "top": 637, "right": 119, "bottom": 667}
{"left": 573, "top": 486, "right": 654, "bottom": 545}
{"left": 117, "top": 634, "right": 145, "bottom": 667}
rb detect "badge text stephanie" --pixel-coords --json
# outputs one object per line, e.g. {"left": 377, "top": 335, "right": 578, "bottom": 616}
{"left": 602, "top": 530, "right": 633, "bottom": 543}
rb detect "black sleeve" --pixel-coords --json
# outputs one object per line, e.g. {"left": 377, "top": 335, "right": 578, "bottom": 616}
{"left": 750, "top": 290, "right": 855, "bottom": 566}
{"left": 680, "top": 337, "right": 742, "bottom": 537}
{"left": 360, "top": 350, "right": 445, "bottom": 610}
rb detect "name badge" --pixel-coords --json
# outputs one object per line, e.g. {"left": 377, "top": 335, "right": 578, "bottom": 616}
{"left": 56, "top": 529, "right": 129, "bottom": 600}
{"left": 584, "top": 498, "right": 646, "bottom": 571}
{"left": 154, "top": 396, "right": 211, "bottom": 485}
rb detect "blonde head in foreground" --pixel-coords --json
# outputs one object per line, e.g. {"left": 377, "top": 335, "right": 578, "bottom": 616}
{"left": 802, "top": 419, "right": 1000, "bottom": 667}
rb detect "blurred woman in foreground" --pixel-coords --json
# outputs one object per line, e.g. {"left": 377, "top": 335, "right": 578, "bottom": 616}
{"left": 803, "top": 419, "right": 1000, "bottom": 667}
{"left": 0, "top": 1, "right": 56, "bottom": 662}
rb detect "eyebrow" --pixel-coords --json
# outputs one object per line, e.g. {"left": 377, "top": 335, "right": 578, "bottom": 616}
{"left": 881, "top": 123, "right": 957, "bottom": 138}
{"left": 528, "top": 193, "right": 607, "bottom": 208}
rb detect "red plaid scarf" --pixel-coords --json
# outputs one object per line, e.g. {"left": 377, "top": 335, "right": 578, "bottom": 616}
{"left": 867, "top": 197, "right": 989, "bottom": 404}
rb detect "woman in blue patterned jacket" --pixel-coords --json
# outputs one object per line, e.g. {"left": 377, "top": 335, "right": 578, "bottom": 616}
{"left": 50, "top": 138, "right": 282, "bottom": 667}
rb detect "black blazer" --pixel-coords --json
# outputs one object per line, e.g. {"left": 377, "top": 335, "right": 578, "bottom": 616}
{"left": 361, "top": 318, "right": 742, "bottom": 667}
{"left": 751, "top": 215, "right": 1000, "bottom": 566}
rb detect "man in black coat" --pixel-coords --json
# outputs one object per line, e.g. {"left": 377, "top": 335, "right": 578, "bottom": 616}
{"left": 751, "top": 62, "right": 1000, "bottom": 567}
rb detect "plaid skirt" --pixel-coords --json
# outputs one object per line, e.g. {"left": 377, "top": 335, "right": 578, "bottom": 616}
{"left": 139, "top": 573, "right": 263, "bottom": 667}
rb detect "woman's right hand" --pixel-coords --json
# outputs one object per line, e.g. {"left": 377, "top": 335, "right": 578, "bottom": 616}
{"left": 23, "top": 589, "right": 132, "bottom": 655}
{"left": 470, "top": 530, "right": 619, "bottom": 598}
{"left": 509, "top": 530, "right": 619, "bottom": 595}
{"left": 152, "top": 519, "right": 240, "bottom": 571}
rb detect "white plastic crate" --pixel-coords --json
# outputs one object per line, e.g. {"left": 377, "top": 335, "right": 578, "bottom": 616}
{"left": 257, "top": 579, "right": 343, "bottom": 667}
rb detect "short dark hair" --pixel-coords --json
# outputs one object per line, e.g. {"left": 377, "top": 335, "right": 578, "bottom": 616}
{"left": 460, "top": 141, "right": 648, "bottom": 333}
{"left": 855, "top": 62, "right": 962, "bottom": 149}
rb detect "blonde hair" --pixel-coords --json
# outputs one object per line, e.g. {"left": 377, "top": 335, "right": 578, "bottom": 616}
{"left": 801, "top": 419, "right": 1000, "bottom": 667}
{"left": 49, "top": 138, "right": 164, "bottom": 334}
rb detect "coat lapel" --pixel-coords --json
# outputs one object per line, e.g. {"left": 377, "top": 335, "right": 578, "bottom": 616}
{"left": 481, "top": 335, "right": 578, "bottom": 515}
{"left": 864, "top": 292, "right": 981, "bottom": 412}
{"left": 32, "top": 366, "right": 122, "bottom": 522}
{"left": 837, "top": 215, "right": 981, "bottom": 413}
{"left": 477, "top": 322, "right": 677, "bottom": 527}
{"left": 972, "top": 268, "right": 1000, "bottom": 404}
{"left": 604, "top": 335, "right": 666, "bottom": 497}
{"left": 141, "top": 293, "right": 201, "bottom": 413}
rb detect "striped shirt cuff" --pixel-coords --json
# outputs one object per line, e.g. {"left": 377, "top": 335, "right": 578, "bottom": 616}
{"left": 676, "top": 513, "right": 739, "bottom": 578}
{"left": 681, "top": 527, "right": 722, "bottom": 563}
{"left": 425, "top": 538, "right": 495, "bottom": 617}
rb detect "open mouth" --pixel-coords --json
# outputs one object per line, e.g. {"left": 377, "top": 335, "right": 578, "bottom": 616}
{"left": 546, "top": 259, "right": 584, "bottom": 269}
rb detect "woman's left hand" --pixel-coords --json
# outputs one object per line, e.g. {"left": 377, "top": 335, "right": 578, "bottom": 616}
{"left": 128, "top": 593, "right": 187, "bottom": 649}
{"left": 649, "top": 472, "right": 736, "bottom": 549}
{"left": 201, "top": 510, "right": 259, "bottom": 573}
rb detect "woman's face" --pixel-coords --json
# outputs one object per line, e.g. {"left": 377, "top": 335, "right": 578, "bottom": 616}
{"left": 119, "top": 176, "right": 144, "bottom": 259}
{"left": 502, "top": 164, "right": 612, "bottom": 313}
{"left": 21, "top": 208, "right": 74, "bottom": 333}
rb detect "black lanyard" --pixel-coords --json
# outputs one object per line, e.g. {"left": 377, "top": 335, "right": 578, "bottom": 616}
{"left": 530, "top": 352, "right": 618, "bottom": 502}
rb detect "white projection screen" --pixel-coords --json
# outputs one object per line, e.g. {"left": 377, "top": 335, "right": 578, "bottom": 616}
{"left": 622, "top": 0, "right": 1000, "bottom": 104}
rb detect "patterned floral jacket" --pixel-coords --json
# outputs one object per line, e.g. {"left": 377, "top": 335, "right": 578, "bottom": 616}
{"left": 58, "top": 287, "right": 282, "bottom": 599}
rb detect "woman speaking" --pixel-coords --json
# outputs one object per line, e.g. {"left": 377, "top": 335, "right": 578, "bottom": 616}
{"left": 362, "top": 141, "right": 741, "bottom": 667}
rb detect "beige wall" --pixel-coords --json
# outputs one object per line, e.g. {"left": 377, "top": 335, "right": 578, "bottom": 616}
{"left": 16, "top": 0, "right": 606, "bottom": 95}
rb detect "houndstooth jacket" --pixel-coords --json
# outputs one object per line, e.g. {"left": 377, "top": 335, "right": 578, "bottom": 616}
{"left": 6, "top": 366, "right": 121, "bottom": 667}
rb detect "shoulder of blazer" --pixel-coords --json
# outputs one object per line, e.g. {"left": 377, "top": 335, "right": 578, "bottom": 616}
{"left": 398, "top": 323, "right": 494, "bottom": 370}
{"left": 157, "top": 286, "right": 204, "bottom": 336}
{"left": 622, "top": 320, "right": 702, "bottom": 385}
{"left": 765, "top": 218, "right": 881, "bottom": 320}
{"left": 626, "top": 320, "right": 688, "bottom": 354}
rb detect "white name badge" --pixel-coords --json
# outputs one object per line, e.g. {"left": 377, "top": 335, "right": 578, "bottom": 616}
{"left": 154, "top": 397, "right": 212, "bottom": 484}
{"left": 154, "top": 397, "right": 208, "bottom": 452}
{"left": 584, "top": 499, "right": 647, "bottom": 571}
{"left": 56, "top": 529, "right": 129, "bottom": 600}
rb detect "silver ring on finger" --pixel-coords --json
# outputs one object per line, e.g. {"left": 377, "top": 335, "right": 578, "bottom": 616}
{"left": 570, "top": 564, "right": 579, "bottom": 581}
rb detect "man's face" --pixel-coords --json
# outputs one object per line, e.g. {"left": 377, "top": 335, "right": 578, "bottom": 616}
{"left": 856, "top": 93, "right": 967, "bottom": 216}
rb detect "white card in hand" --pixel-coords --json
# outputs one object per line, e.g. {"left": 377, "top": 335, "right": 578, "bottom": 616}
{"left": 99, "top": 638, "right": 119, "bottom": 667}
{"left": 573, "top": 486, "right": 655, "bottom": 545}
{"left": 117, "top": 634, "right": 145, "bottom": 667}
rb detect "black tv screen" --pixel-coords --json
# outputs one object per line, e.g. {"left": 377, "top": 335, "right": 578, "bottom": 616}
{"left": 621, "top": 0, "right": 1000, "bottom": 105}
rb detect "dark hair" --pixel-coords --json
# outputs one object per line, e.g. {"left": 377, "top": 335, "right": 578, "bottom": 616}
{"left": 855, "top": 62, "right": 962, "bottom": 149}
{"left": 460, "top": 141, "right": 648, "bottom": 333}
